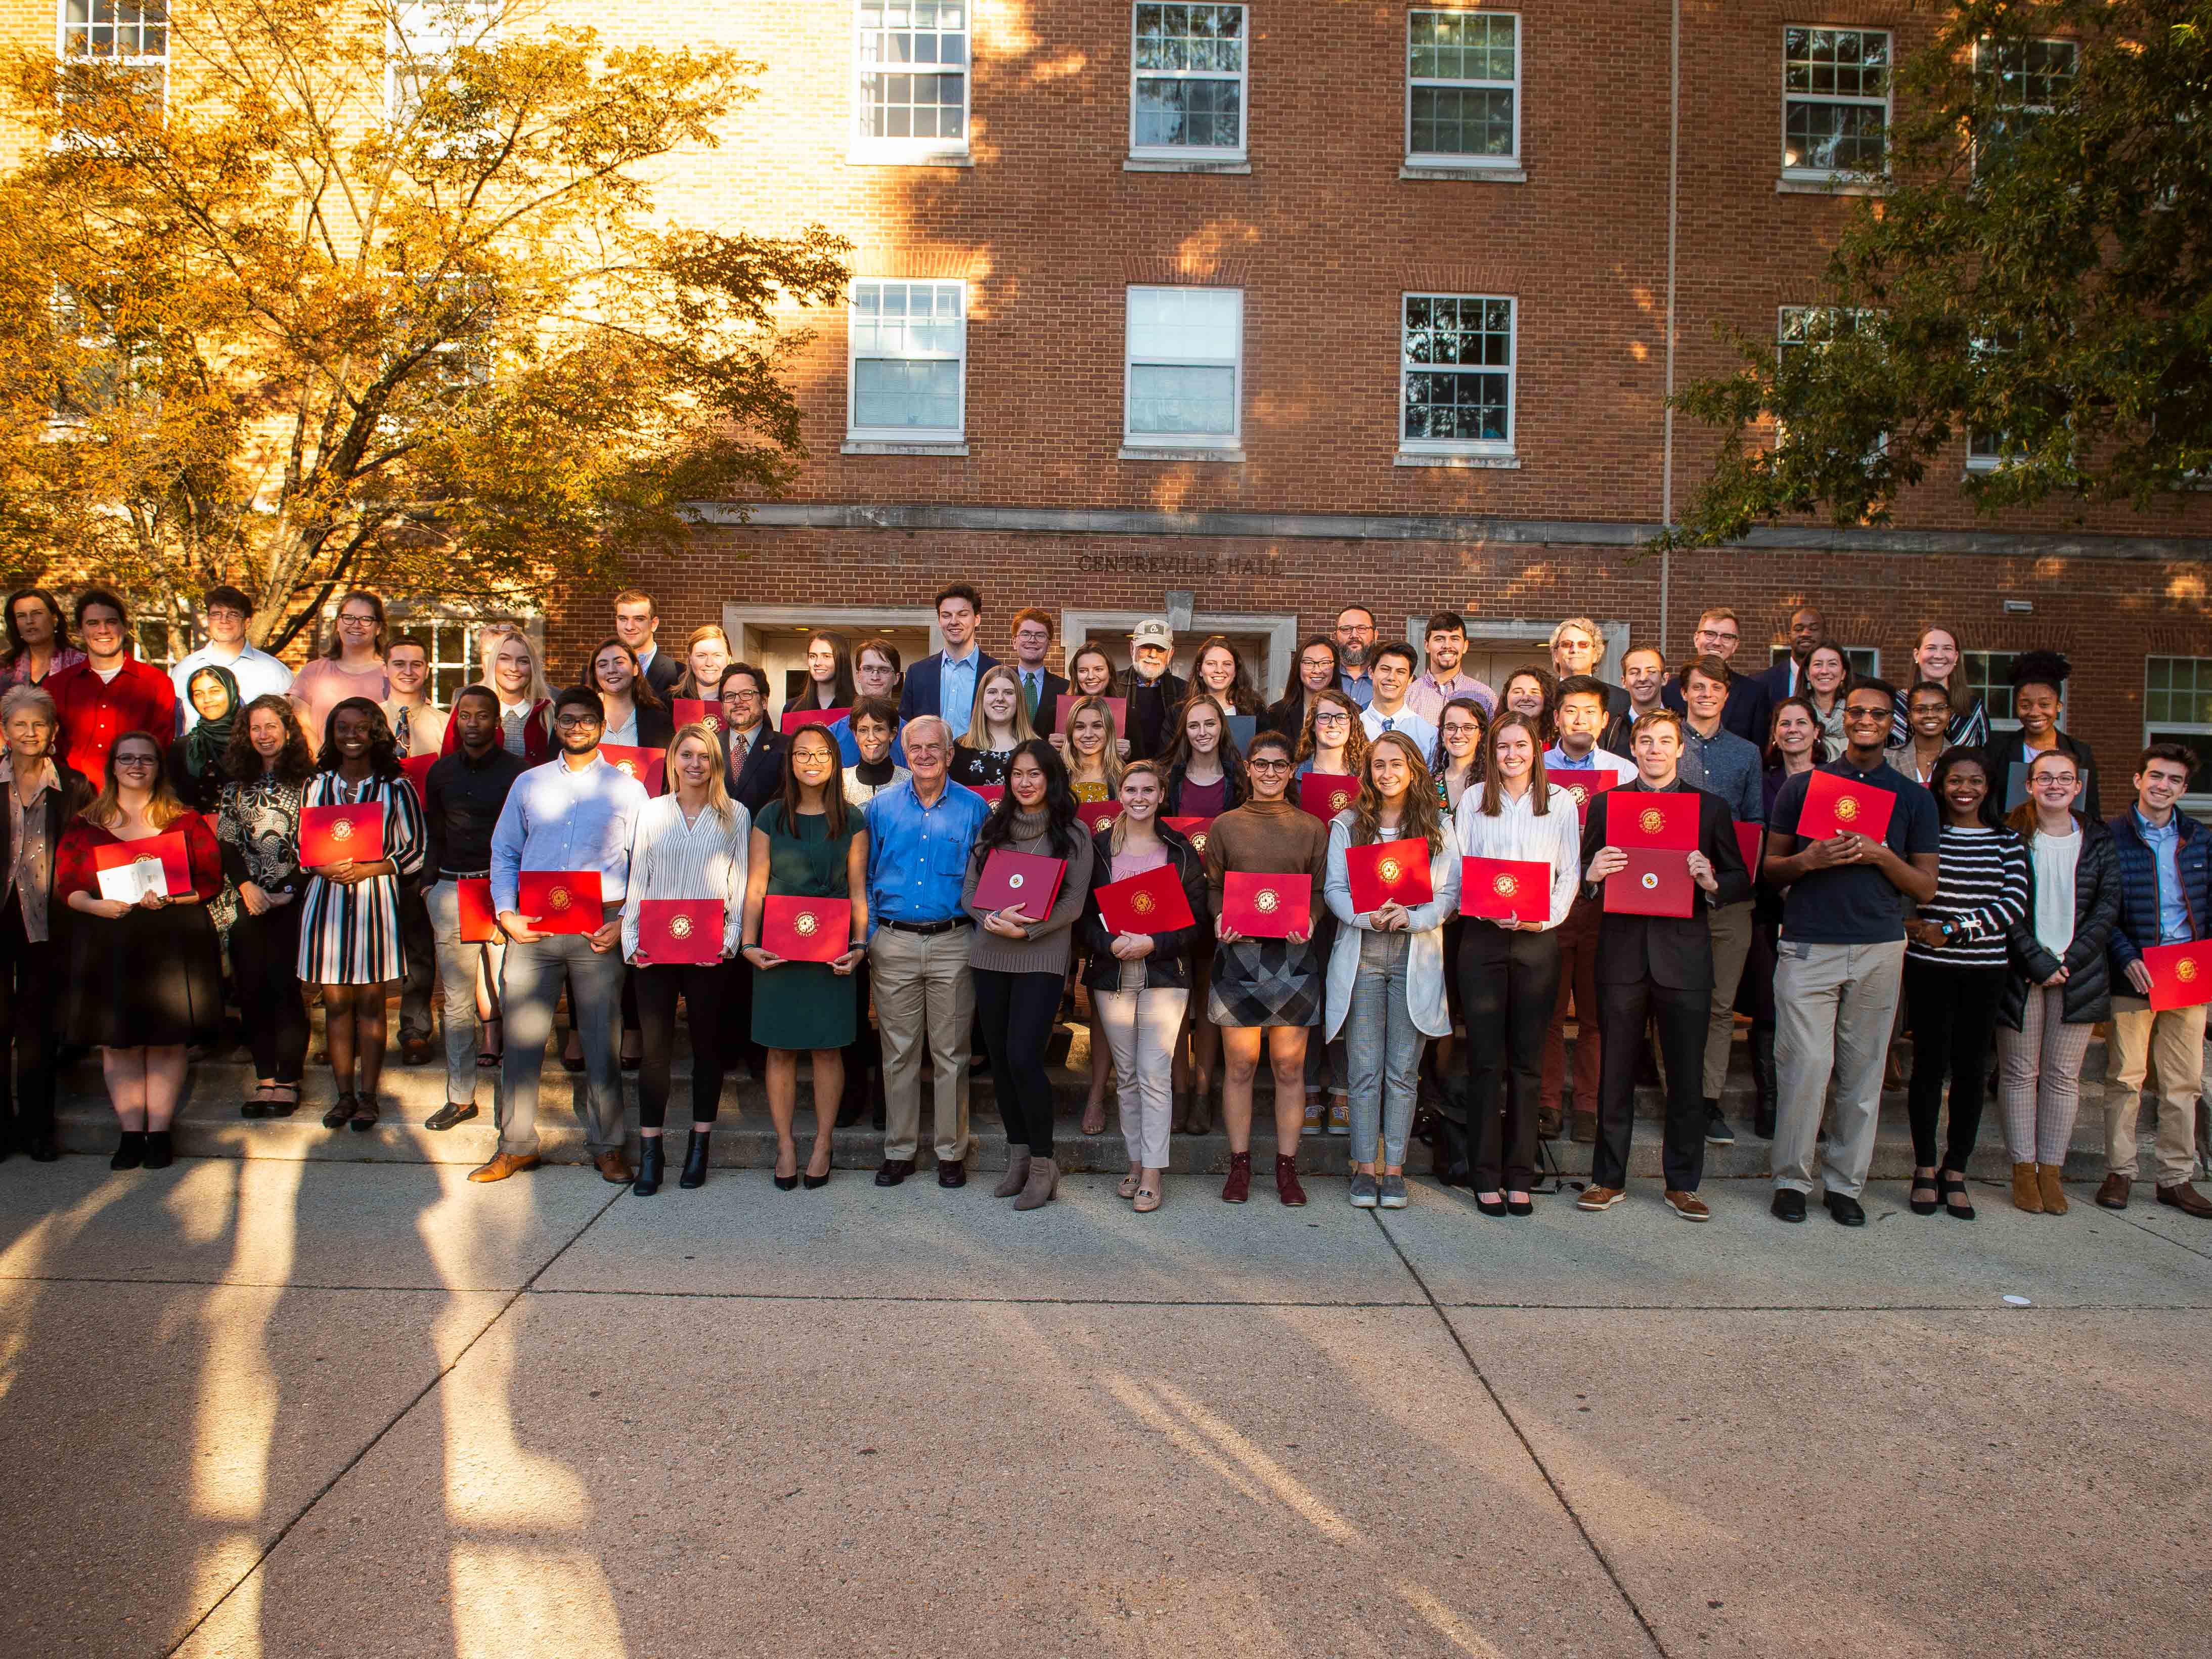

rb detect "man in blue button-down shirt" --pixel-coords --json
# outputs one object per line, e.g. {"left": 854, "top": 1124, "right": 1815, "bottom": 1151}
{"left": 1673, "top": 657, "right": 1766, "bottom": 1139}
{"left": 863, "top": 716, "right": 990, "bottom": 1187}
{"left": 473, "top": 686, "right": 648, "bottom": 1186}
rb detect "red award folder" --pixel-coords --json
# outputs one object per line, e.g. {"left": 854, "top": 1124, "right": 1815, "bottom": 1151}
{"left": 1077, "top": 799, "right": 1122, "bottom": 834}
{"left": 299, "top": 800, "right": 385, "bottom": 867}
{"left": 973, "top": 848, "right": 1065, "bottom": 917}
{"left": 1606, "top": 790, "right": 1699, "bottom": 851}
{"left": 2143, "top": 941, "right": 2212, "bottom": 1012}
{"left": 1096, "top": 863, "right": 1197, "bottom": 935}
{"left": 1734, "top": 820, "right": 1763, "bottom": 878}
{"left": 599, "top": 745, "right": 666, "bottom": 794}
{"left": 1162, "top": 815, "right": 1214, "bottom": 854}
{"left": 1797, "top": 770, "right": 1896, "bottom": 842}
{"left": 92, "top": 828, "right": 190, "bottom": 898}
{"left": 1222, "top": 870, "right": 1311, "bottom": 939}
{"left": 1299, "top": 772, "right": 1358, "bottom": 821}
{"left": 637, "top": 899, "right": 724, "bottom": 963}
{"left": 970, "top": 783, "right": 1005, "bottom": 806}
{"left": 1054, "top": 694, "right": 1127, "bottom": 738}
{"left": 1557, "top": 769, "right": 1619, "bottom": 825}
{"left": 672, "top": 698, "right": 723, "bottom": 735}
{"left": 1605, "top": 849, "right": 1696, "bottom": 918}
{"left": 763, "top": 895, "right": 848, "bottom": 962}
{"left": 457, "top": 878, "right": 498, "bottom": 943}
{"left": 402, "top": 754, "right": 435, "bottom": 796}
{"left": 1345, "top": 839, "right": 1435, "bottom": 913}
{"left": 1461, "top": 856, "right": 1551, "bottom": 924}
{"left": 517, "top": 868, "right": 602, "bottom": 934}
{"left": 781, "top": 706, "right": 849, "bottom": 734}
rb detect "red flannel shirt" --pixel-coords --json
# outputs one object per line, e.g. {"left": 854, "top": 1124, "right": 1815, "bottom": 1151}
{"left": 48, "top": 656, "right": 179, "bottom": 782}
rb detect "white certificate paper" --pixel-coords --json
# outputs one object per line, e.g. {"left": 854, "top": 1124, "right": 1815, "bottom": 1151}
{"left": 97, "top": 859, "right": 167, "bottom": 904}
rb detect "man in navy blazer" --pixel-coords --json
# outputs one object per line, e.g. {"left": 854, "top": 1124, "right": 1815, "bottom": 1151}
{"left": 897, "top": 583, "right": 998, "bottom": 740}
{"left": 718, "top": 662, "right": 787, "bottom": 815}
{"left": 1756, "top": 604, "right": 1826, "bottom": 704}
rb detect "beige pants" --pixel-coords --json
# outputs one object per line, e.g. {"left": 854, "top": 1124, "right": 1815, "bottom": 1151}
{"left": 869, "top": 923, "right": 976, "bottom": 1164}
{"left": 1771, "top": 939, "right": 1906, "bottom": 1199}
{"left": 2105, "top": 1002, "right": 2207, "bottom": 1186}
{"left": 1701, "top": 900, "right": 1755, "bottom": 1102}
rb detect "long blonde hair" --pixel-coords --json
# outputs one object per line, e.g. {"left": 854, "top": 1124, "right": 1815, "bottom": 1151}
{"left": 84, "top": 729, "right": 192, "bottom": 832}
{"left": 488, "top": 628, "right": 552, "bottom": 707}
{"left": 1063, "top": 694, "right": 1125, "bottom": 794}
{"left": 959, "top": 663, "right": 1039, "bottom": 752}
{"left": 662, "top": 722, "right": 736, "bottom": 830}
{"left": 1349, "top": 730, "right": 1447, "bottom": 854}
{"left": 1109, "top": 759, "right": 1166, "bottom": 855}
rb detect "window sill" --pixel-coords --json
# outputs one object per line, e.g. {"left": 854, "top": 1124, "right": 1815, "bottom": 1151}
{"left": 1399, "top": 161, "right": 1526, "bottom": 183}
{"left": 843, "top": 439, "right": 970, "bottom": 456}
{"left": 847, "top": 149, "right": 975, "bottom": 169}
{"left": 1123, "top": 155, "right": 1252, "bottom": 174}
{"left": 1119, "top": 445, "right": 1246, "bottom": 463}
{"left": 1776, "top": 173, "right": 1887, "bottom": 197}
{"left": 1394, "top": 450, "right": 1520, "bottom": 469}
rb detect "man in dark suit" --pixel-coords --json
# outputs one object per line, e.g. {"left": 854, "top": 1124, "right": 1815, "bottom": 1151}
{"left": 1661, "top": 605, "right": 1774, "bottom": 745}
{"left": 1574, "top": 708, "right": 1752, "bottom": 1221}
{"left": 1007, "top": 606, "right": 1069, "bottom": 735}
{"left": 718, "top": 661, "right": 786, "bottom": 814}
{"left": 1755, "top": 604, "right": 1826, "bottom": 704}
{"left": 613, "top": 589, "right": 683, "bottom": 696}
{"left": 1550, "top": 616, "right": 1630, "bottom": 718}
{"left": 897, "top": 583, "right": 997, "bottom": 739}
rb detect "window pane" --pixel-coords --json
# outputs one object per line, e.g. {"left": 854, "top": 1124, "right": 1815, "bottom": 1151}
{"left": 1134, "top": 77, "right": 1242, "bottom": 148}
{"left": 1129, "top": 288, "right": 1239, "bottom": 362}
{"left": 1129, "top": 364, "right": 1235, "bottom": 436}
{"left": 1784, "top": 99, "right": 1887, "bottom": 172}
{"left": 855, "top": 358, "right": 960, "bottom": 430}
{"left": 857, "top": 0, "right": 966, "bottom": 143}
{"left": 1410, "top": 86, "right": 1515, "bottom": 156}
{"left": 1404, "top": 370, "right": 1509, "bottom": 443}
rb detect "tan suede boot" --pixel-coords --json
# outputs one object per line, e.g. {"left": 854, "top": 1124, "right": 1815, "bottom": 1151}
{"left": 2038, "top": 1163, "right": 2069, "bottom": 1216}
{"left": 993, "top": 1146, "right": 1032, "bottom": 1199}
{"left": 1013, "top": 1155, "right": 1060, "bottom": 1211}
{"left": 2011, "top": 1162, "right": 2044, "bottom": 1213}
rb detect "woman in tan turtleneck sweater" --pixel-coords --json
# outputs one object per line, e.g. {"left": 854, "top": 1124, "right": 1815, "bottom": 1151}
{"left": 962, "top": 738, "right": 1095, "bottom": 1211}
{"left": 1201, "top": 728, "right": 1329, "bottom": 1207}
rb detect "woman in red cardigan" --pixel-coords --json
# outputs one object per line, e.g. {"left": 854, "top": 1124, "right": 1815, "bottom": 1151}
{"left": 57, "top": 730, "right": 224, "bottom": 1170}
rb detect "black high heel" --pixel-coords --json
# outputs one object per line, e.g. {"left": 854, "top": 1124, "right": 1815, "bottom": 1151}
{"left": 679, "top": 1129, "right": 711, "bottom": 1189}
{"left": 804, "top": 1143, "right": 832, "bottom": 1190}
{"left": 1939, "top": 1168, "right": 1976, "bottom": 1220}
{"left": 1505, "top": 1192, "right": 1534, "bottom": 1216}
{"left": 773, "top": 1151, "right": 799, "bottom": 1194}
{"left": 632, "top": 1136, "right": 665, "bottom": 1197}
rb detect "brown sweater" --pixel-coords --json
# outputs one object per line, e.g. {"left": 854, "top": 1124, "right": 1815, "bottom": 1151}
{"left": 961, "top": 808, "right": 1096, "bottom": 976}
{"left": 1201, "top": 797, "right": 1330, "bottom": 918}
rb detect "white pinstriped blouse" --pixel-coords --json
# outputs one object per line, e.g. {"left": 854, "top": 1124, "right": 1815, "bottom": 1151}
{"left": 620, "top": 793, "right": 751, "bottom": 962}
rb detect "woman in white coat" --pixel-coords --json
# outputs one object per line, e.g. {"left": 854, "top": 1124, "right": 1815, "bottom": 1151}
{"left": 1323, "top": 731, "right": 1462, "bottom": 1210}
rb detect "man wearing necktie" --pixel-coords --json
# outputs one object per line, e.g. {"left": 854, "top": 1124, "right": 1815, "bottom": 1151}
{"left": 1009, "top": 607, "right": 1068, "bottom": 736}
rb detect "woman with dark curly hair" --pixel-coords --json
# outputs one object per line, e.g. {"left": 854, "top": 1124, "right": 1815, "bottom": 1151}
{"left": 1985, "top": 649, "right": 2101, "bottom": 820}
{"left": 297, "top": 697, "right": 426, "bottom": 1131}
{"left": 217, "top": 694, "right": 316, "bottom": 1118}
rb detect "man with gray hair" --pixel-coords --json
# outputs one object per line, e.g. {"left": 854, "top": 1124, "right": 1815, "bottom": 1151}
{"left": 1550, "top": 617, "right": 1629, "bottom": 720}
{"left": 862, "top": 715, "right": 992, "bottom": 1189}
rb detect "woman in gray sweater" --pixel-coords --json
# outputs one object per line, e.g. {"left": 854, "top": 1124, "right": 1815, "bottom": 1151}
{"left": 962, "top": 738, "right": 1095, "bottom": 1210}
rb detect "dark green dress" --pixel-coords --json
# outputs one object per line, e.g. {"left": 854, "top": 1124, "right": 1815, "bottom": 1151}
{"left": 752, "top": 800, "right": 859, "bottom": 1050}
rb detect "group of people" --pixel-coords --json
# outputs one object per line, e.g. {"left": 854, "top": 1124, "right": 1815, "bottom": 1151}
{"left": 0, "top": 578, "right": 2200, "bottom": 1229}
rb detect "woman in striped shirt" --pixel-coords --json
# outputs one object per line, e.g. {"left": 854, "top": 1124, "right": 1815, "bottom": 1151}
{"left": 1900, "top": 748, "right": 2028, "bottom": 1220}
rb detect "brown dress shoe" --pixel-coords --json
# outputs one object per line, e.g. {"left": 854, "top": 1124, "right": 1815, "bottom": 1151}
{"left": 2095, "top": 1172, "right": 2132, "bottom": 1211}
{"left": 1569, "top": 1111, "right": 1598, "bottom": 1145}
{"left": 2010, "top": 1162, "right": 2043, "bottom": 1214}
{"left": 402, "top": 1038, "right": 433, "bottom": 1066}
{"left": 1577, "top": 1184, "right": 1625, "bottom": 1211}
{"left": 2156, "top": 1181, "right": 2212, "bottom": 1218}
{"left": 1664, "top": 1189, "right": 1710, "bottom": 1222}
{"left": 594, "top": 1150, "right": 634, "bottom": 1185}
{"left": 2037, "top": 1163, "right": 2068, "bottom": 1215}
{"left": 468, "top": 1151, "right": 540, "bottom": 1183}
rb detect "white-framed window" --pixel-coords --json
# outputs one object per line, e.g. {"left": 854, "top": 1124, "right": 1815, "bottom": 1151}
{"left": 847, "top": 279, "right": 966, "bottom": 442}
{"left": 57, "top": 0, "right": 168, "bottom": 111}
{"left": 1406, "top": 10, "right": 1519, "bottom": 167}
{"left": 1123, "top": 285, "right": 1243, "bottom": 450}
{"left": 1965, "top": 331, "right": 2012, "bottom": 471}
{"left": 1975, "top": 35, "right": 2077, "bottom": 173}
{"left": 1776, "top": 304, "right": 1886, "bottom": 454}
{"left": 1782, "top": 25, "right": 1890, "bottom": 180}
{"left": 1962, "top": 650, "right": 2024, "bottom": 733}
{"left": 1400, "top": 293, "right": 1515, "bottom": 454}
{"left": 853, "top": 2, "right": 969, "bottom": 159}
{"left": 386, "top": 0, "right": 499, "bottom": 130}
{"left": 1130, "top": 3, "right": 1247, "bottom": 161}
{"left": 1772, "top": 643, "right": 1879, "bottom": 680}
{"left": 2144, "top": 657, "right": 2212, "bottom": 805}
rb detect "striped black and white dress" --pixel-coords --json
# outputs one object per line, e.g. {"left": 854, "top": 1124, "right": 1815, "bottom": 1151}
{"left": 1904, "top": 823, "right": 2028, "bottom": 968}
{"left": 295, "top": 770, "right": 426, "bottom": 984}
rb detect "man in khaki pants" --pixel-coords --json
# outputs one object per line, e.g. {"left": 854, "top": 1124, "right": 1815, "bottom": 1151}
{"left": 860, "top": 718, "right": 991, "bottom": 1190}
{"left": 2098, "top": 746, "right": 2211, "bottom": 1214}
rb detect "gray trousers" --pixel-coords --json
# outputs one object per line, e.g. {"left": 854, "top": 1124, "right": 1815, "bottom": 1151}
{"left": 1344, "top": 931, "right": 1423, "bottom": 1168}
{"left": 498, "top": 930, "right": 627, "bottom": 1158}
{"left": 1771, "top": 938, "right": 1906, "bottom": 1199}
{"left": 423, "top": 880, "right": 506, "bottom": 1110}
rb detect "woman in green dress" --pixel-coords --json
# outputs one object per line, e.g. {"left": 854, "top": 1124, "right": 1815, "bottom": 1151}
{"left": 740, "top": 725, "right": 869, "bottom": 1189}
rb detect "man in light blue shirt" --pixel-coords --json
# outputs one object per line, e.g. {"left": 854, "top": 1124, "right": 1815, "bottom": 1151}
{"left": 863, "top": 716, "right": 990, "bottom": 1188}
{"left": 474, "top": 685, "right": 649, "bottom": 1187}
{"left": 170, "top": 585, "right": 293, "bottom": 732}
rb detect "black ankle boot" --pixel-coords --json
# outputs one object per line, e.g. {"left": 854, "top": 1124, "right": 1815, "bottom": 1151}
{"left": 110, "top": 1130, "right": 146, "bottom": 1170}
{"left": 679, "top": 1129, "right": 711, "bottom": 1189}
{"left": 1750, "top": 1024, "right": 1777, "bottom": 1140}
{"left": 142, "top": 1130, "right": 174, "bottom": 1170}
{"left": 632, "top": 1136, "right": 665, "bottom": 1196}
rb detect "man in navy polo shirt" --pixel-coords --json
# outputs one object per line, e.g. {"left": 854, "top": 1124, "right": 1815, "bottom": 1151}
{"left": 1762, "top": 684, "right": 1940, "bottom": 1226}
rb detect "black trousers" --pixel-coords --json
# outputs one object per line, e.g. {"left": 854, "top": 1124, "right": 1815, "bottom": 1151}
{"left": 1593, "top": 977, "right": 1710, "bottom": 1192}
{"left": 724, "top": 957, "right": 769, "bottom": 1078}
{"left": 1459, "top": 923, "right": 1562, "bottom": 1192}
{"left": 396, "top": 877, "right": 435, "bottom": 1044}
{"left": 634, "top": 962, "right": 732, "bottom": 1129}
{"left": 840, "top": 957, "right": 883, "bottom": 1109}
{"left": 229, "top": 901, "right": 308, "bottom": 1084}
{"left": 1902, "top": 958, "right": 2004, "bottom": 1171}
{"left": 974, "top": 968, "right": 1063, "bottom": 1157}
{"left": 0, "top": 900, "right": 59, "bottom": 1142}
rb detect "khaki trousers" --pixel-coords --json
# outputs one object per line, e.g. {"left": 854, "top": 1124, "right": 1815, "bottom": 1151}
{"left": 1701, "top": 899, "right": 1755, "bottom": 1101}
{"left": 2104, "top": 1002, "right": 2207, "bottom": 1186}
{"left": 1771, "top": 939, "right": 1905, "bottom": 1200}
{"left": 869, "top": 924, "right": 976, "bottom": 1164}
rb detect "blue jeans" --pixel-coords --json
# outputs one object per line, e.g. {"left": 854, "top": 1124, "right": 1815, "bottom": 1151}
{"left": 1344, "top": 931, "right": 1423, "bottom": 1167}
{"left": 498, "top": 930, "right": 627, "bottom": 1157}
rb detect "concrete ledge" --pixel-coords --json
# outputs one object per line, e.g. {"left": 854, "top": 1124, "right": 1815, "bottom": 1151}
{"left": 1400, "top": 162, "right": 1526, "bottom": 183}
{"left": 842, "top": 440, "right": 970, "bottom": 456}
{"left": 1123, "top": 156, "right": 1251, "bottom": 174}
{"left": 1395, "top": 450, "right": 1521, "bottom": 469}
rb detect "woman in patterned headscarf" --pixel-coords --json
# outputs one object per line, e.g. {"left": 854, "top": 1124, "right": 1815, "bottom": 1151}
{"left": 168, "top": 663, "right": 241, "bottom": 812}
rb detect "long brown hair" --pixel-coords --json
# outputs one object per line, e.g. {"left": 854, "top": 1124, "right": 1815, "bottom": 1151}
{"left": 322, "top": 590, "right": 386, "bottom": 659}
{"left": 223, "top": 693, "right": 315, "bottom": 785}
{"left": 1190, "top": 634, "right": 1264, "bottom": 716}
{"left": 84, "top": 730, "right": 192, "bottom": 831}
{"left": 1063, "top": 693, "right": 1125, "bottom": 794}
{"left": 1349, "top": 730, "right": 1447, "bottom": 854}
{"left": 2005, "top": 747, "right": 2081, "bottom": 846}
{"left": 802, "top": 629, "right": 858, "bottom": 709}
{"left": 1294, "top": 686, "right": 1367, "bottom": 772}
{"left": 1477, "top": 713, "right": 1553, "bottom": 817}
{"left": 586, "top": 636, "right": 667, "bottom": 711}
{"left": 778, "top": 723, "right": 848, "bottom": 838}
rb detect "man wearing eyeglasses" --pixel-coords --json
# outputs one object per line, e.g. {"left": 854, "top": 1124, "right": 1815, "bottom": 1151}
{"left": 1334, "top": 606, "right": 1378, "bottom": 709}
{"left": 170, "top": 585, "right": 293, "bottom": 733}
{"left": 1661, "top": 606, "right": 1773, "bottom": 744}
{"left": 48, "top": 590, "right": 178, "bottom": 783}
{"left": 718, "top": 661, "right": 785, "bottom": 815}
{"left": 1761, "top": 685, "right": 1940, "bottom": 1227}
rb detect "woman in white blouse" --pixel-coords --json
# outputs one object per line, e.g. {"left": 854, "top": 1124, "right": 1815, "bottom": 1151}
{"left": 1451, "top": 713, "right": 1582, "bottom": 1217}
{"left": 622, "top": 724, "right": 749, "bottom": 1196}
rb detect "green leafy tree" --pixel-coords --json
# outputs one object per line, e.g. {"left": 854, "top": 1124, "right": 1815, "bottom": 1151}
{"left": 0, "top": 0, "right": 849, "bottom": 647}
{"left": 1659, "top": 1, "right": 2212, "bottom": 553}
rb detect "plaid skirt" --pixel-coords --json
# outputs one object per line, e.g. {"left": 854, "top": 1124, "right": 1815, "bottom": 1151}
{"left": 1208, "top": 937, "right": 1321, "bottom": 1028}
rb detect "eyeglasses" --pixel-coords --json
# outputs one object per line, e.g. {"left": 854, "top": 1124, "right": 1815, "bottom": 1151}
{"left": 1248, "top": 757, "right": 1293, "bottom": 772}
{"left": 337, "top": 613, "right": 377, "bottom": 625}
{"left": 554, "top": 710, "right": 601, "bottom": 727}
{"left": 113, "top": 752, "right": 158, "bottom": 767}
{"left": 723, "top": 689, "right": 761, "bottom": 704}
{"left": 2034, "top": 772, "right": 2080, "bottom": 787}
{"left": 1313, "top": 711, "right": 1349, "bottom": 725}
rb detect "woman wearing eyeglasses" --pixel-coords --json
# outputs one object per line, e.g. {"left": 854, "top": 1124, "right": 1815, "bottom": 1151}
{"left": 290, "top": 591, "right": 390, "bottom": 738}
{"left": 1293, "top": 689, "right": 1365, "bottom": 1136}
{"left": 58, "top": 731, "right": 224, "bottom": 1169}
{"left": 1265, "top": 635, "right": 1342, "bottom": 740}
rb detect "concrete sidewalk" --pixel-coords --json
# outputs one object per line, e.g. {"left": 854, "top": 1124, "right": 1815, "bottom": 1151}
{"left": 2, "top": 1154, "right": 2206, "bottom": 1658}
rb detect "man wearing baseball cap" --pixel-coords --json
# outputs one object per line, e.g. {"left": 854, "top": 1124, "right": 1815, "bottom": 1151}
{"left": 1116, "top": 617, "right": 1187, "bottom": 762}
